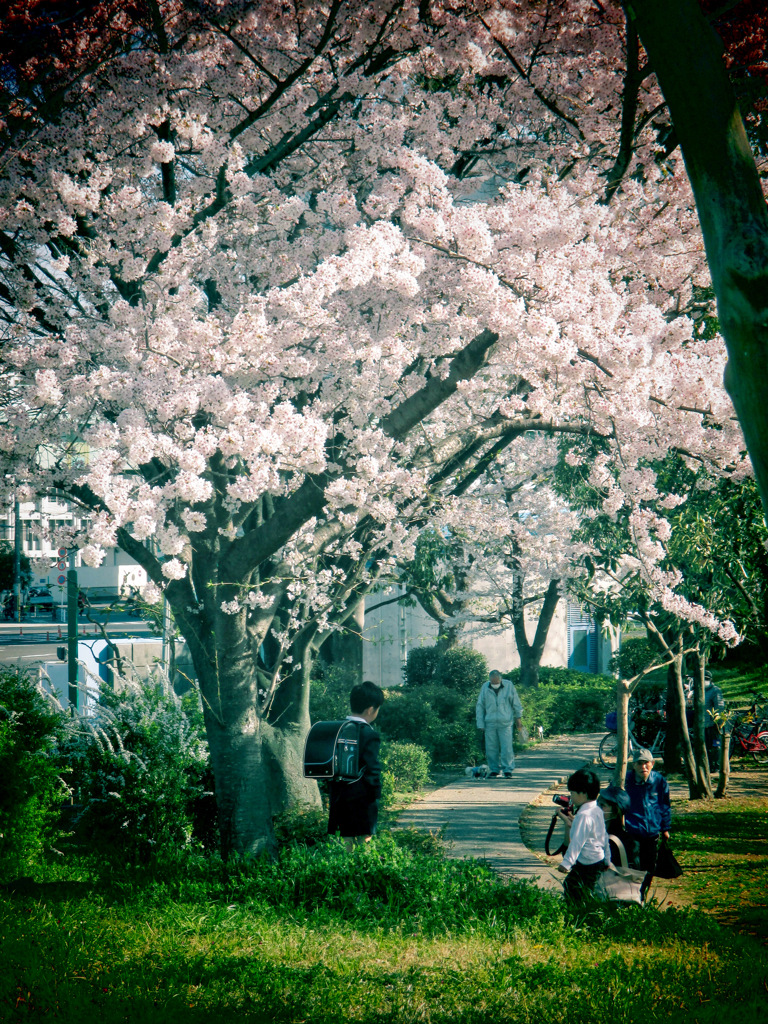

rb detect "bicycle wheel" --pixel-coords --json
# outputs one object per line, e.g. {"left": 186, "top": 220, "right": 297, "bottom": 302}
{"left": 750, "top": 731, "right": 768, "bottom": 764}
{"left": 599, "top": 733, "right": 619, "bottom": 769}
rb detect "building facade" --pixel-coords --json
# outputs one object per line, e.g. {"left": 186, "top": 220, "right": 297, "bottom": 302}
{"left": 362, "top": 585, "right": 616, "bottom": 686}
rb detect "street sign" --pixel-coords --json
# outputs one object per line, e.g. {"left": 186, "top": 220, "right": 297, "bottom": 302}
{"left": 57, "top": 575, "right": 66, "bottom": 584}
{"left": 58, "top": 548, "right": 67, "bottom": 558}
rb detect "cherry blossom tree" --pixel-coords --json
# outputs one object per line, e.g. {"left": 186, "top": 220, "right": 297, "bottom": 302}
{"left": 0, "top": 0, "right": 747, "bottom": 852}
{"left": 627, "top": 0, "right": 768, "bottom": 513}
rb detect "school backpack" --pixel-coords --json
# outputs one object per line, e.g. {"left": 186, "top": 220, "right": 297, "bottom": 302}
{"left": 303, "top": 719, "right": 363, "bottom": 782}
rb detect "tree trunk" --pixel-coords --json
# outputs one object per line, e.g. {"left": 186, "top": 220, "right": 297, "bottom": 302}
{"left": 436, "top": 621, "right": 462, "bottom": 650}
{"left": 511, "top": 577, "right": 561, "bottom": 688}
{"left": 715, "top": 721, "right": 732, "bottom": 799}
{"left": 663, "top": 661, "right": 682, "bottom": 773}
{"left": 669, "top": 651, "right": 710, "bottom": 798}
{"left": 612, "top": 679, "right": 632, "bottom": 787}
{"left": 196, "top": 632, "right": 321, "bottom": 857}
{"left": 690, "top": 655, "right": 713, "bottom": 799}
{"left": 630, "top": 0, "right": 768, "bottom": 515}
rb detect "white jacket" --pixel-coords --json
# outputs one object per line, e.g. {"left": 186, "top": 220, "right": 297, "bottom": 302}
{"left": 476, "top": 678, "right": 523, "bottom": 729}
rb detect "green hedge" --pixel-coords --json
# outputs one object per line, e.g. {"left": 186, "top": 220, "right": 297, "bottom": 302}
{"left": 380, "top": 740, "right": 431, "bottom": 791}
{"left": 377, "top": 684, "right": 476, "bottom": 764}
{"left": 498, "top": 667, "right": 615, "bottom": 736}
{"left": 0, "top": 670, "right": 69, "bottom": 879}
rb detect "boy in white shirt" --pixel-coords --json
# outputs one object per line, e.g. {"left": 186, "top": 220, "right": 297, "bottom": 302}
{"left": 556, "top": 768, "right": 610, "bottom": 903}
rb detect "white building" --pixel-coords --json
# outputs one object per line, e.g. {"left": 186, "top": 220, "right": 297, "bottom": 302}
{"left": 0, "top": 498, "right": 146, "bottom": 606}
{"left": 362, "top": 584, "right": 616, "bottom": 687}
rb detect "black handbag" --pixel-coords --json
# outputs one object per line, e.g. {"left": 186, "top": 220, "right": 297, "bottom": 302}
{"left": 654, "top": 837, "right": 683, "bottom": 879}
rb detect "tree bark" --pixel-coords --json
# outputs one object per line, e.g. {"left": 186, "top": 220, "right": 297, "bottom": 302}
{"left": 689, "top": 653, "right": 714, "bottom": 799}
{"left": 195, "top": 628, "right": 321, "bottom": 857}
{"left": 612, "top": 679, "right": 633, "bottom": 787}
{"left": 629, "top": 0, "right": 768, "bottom": 514}
{"left": 511, "top": 577, "right": 561, "bottom": 688}
{"left": 714, "top": 721, "right": 732, "bottom": 799}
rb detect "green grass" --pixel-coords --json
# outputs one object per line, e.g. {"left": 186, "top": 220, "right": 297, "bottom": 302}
{"left": 663, "top": 790, "right": 768, "bottom": 941}
{"left": 2, "top": 834, "right": 767, "bottom": 1023}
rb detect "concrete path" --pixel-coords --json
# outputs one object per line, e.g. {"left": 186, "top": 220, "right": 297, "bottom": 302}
{"left": 395, "top": 733, "right": 603, "bottom": 891}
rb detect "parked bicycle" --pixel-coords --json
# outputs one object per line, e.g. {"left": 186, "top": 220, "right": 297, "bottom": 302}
{"left": 727, "top": 696, "right": 768, "bottom": 764}
{"left": 598, "top": 707, "right": 666, "bottom": 770}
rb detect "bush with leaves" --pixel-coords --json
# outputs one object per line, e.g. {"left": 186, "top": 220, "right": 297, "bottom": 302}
{"left": 63, "top": 676, "right": 213, "bottom": 860}
{"left": 308, "top": 662, "right": 357, "bottom": 722}
{"left": 507, "top": 668, "right": 615, "bottom": 736}
{"left": 405, "top": 644, "right": 488, "bottom": 697}
{"left": 609, "top": 638, "right": 657, "bottom": 679}
{"left": 380, "top": 740, "right": 431, "bottom": 791}
{"left": 378, "top": 684, "right": 476, "bottom": 765}
{"left": 0, "top": 669, "right": 69, "bottom": 879}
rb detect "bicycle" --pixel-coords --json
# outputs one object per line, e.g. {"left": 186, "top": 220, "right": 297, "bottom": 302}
{"left": 727, "top": 700, "right": 768, "bottom": 764}
{"left": 598, "top": 710, "right": 665, "bottom": 770}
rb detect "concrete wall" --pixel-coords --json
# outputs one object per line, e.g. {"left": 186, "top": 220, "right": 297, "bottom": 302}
{"left": 363, "top": 589, "right": 573, "bottom": 686}
{"left": 362, "top": 589, "right": 618, "bottom": 687}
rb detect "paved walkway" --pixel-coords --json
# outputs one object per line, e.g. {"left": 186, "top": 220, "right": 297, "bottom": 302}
{"left": 395, "top": 733, "right": 603, "bottom": 891}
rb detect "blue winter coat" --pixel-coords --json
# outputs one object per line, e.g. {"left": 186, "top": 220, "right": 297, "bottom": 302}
{"left": 624, "top": 769, "right": 671, "bottom": 837}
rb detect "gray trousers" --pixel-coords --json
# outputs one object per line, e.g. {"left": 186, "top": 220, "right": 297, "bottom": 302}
{"left": 485, "top": 724, "right": 515, "bottom": 772}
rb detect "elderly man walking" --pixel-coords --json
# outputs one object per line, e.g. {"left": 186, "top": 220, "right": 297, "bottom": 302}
{"left": 476, "top": 670, "right": 524, "bottom": 778}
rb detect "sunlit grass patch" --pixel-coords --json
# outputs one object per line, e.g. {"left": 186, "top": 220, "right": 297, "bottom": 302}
{"left": 2, "top": 834, "right": 768, "bottom": 1023}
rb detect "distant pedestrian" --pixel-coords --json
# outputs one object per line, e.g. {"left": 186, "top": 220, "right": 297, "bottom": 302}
{"left": 556, "top": 768, "right": 609, "bottom": 902}
{"left": 475, "top": 670, "right": 523, "bottom": 778}
{"left": 327, "top": 680, "right": 385, "bottom": 849}
{"left": 623, "top": 748, "right": 671, "bottom": 872}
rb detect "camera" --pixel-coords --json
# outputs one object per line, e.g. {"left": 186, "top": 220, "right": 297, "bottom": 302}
{"left": 552, "top": 794, "right": 573, "bottom": 815}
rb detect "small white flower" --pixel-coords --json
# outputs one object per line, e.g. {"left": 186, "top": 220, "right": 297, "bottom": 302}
{"left": 161, "top": 558, "right": 187, "bottom": 580}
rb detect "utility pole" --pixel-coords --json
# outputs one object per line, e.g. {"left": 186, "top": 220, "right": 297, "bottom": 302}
{"left": 67, "top": 549, "right": 79, "bottom": 710}
{"left": 13, "top": 500, "right": 22, "bottom": 623}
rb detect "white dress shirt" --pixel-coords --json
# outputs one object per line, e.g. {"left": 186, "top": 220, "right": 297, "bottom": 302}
{"left": 561, "top": 799, "right": 610, "bottom": 871}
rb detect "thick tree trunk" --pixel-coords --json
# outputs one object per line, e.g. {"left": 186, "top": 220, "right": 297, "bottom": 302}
{"left": 195, "top": 631, "right": 321, "bottom": 857}
{"left": 630, "top": 0, "right": 768, "bottom": 514}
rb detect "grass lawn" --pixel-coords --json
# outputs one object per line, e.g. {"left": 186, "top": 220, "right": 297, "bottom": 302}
{"left": 2, "top": 804, "right": 768, "bottom": 1024}
{"left": 660, "top": 766, "right": 768, "bottom": 941}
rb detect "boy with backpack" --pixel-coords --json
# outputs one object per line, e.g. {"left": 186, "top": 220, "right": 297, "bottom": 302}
{"left": 327, "top": 680, "right": 385, "bottom": 847}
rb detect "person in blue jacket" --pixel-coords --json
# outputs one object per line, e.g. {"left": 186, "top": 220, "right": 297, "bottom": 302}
{"left": 624, "top": 748, "right": 671, "bottom": 872}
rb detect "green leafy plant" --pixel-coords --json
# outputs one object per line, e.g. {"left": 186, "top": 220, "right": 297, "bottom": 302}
{"left": 380, "top": 740, "right": 431, "bottom": 791}
{"left": 63, "top": 676, "right": 213, "bottom": 859}
{"left": 609, "top": 637, "right": 657, "bottom": 678}
{"left": 0, "top": 669, "right": 68, "bottom": 879}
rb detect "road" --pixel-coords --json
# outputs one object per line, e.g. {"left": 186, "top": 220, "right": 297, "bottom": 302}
{"left": 0, "top": 618, "right": 157, "bottom": 668}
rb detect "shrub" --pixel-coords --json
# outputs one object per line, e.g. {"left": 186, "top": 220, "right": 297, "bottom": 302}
{"left": 609, "top": 638, "right": 657, "bottom": 679}
{"left": 309, "top": 662, "right": 356, "bottom": 722}
{"left": 272, "top": 804, "right": 329, "bottom": 848}
{"left": 403, "top": 646, "right": 438, "bottom": 687}
{"left": 0, "top": 669, "right": 69, "bottom": 879}
{"left": 405, "top": 643, "right": 487, "bottom": 697}
{"left": 518, "top": 676, "right": 615, "bottom": 735}
{"left": 377, "top": 684, "right": 476, "bottom": 765}
{"left": 380, "top": 740, "right": 431, "bottom": 791}
{"left": 63, "top": 675, "right": 213, "bottom": 859}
